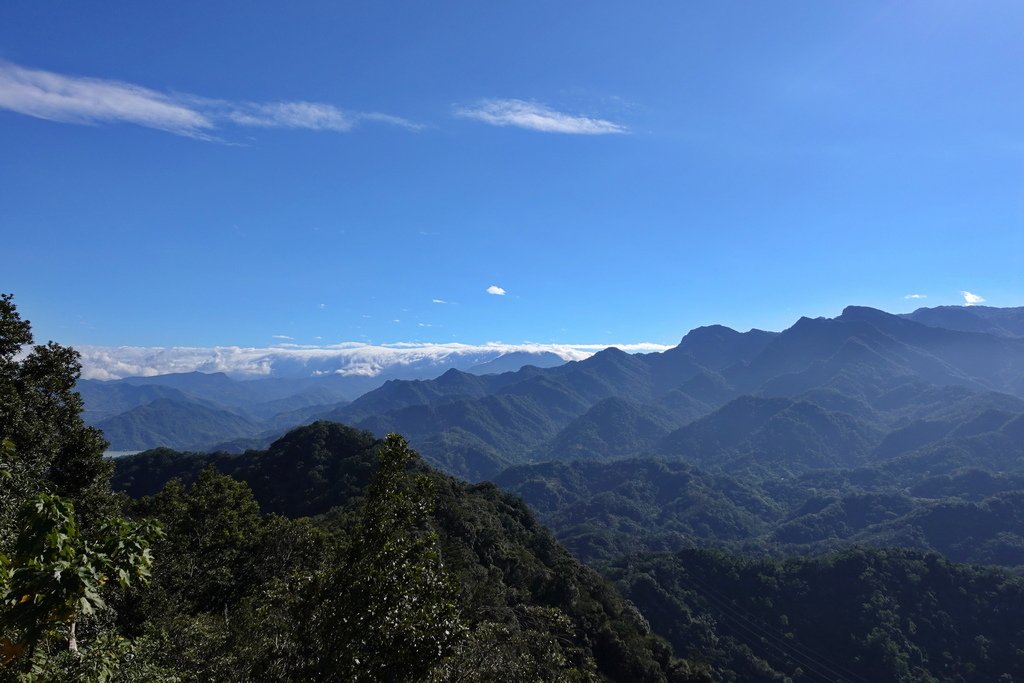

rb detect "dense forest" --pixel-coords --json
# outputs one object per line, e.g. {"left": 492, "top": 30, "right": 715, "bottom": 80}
{"left": 8, "top": 292, "right": 1024, "bottom": 681}
{"left": 110, "top": 430, "right": 1024, "bottom": 681}
{"left": 610, "top": 548, "right": 1024, "bottom": 681}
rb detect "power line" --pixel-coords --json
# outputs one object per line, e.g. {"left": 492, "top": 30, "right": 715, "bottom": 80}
{"left": 683, "top": 570, "right": 872, "bottom": 683}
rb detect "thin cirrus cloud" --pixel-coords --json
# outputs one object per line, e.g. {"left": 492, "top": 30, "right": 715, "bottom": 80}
{"left": 0, "top": 61, "right": 421, "bottom": 139}
{"left": 962, "top": 291, "right": 986, "bottom": 306}
{"left": 904, "top": 294, "right": 927, "bottom": 300}
{"left": 455, "top": 99, "right": 627, "bottom": 135}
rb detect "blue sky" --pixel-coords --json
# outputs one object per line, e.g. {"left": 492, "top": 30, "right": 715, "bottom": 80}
{"left": 2, "top": 1, "right": 1022, "bottom": 350}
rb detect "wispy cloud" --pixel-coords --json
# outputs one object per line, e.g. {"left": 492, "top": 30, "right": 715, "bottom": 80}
{"left": 271, "top": 334, "right": 295, "bottom": 340}
{"left": 432, "top": 298, "right": 447, "bottom": 304}
{"left": 904, "top": 293, "right": 927, "bottom": 300}
{"left": 962, "top": 291, "right": 986, "bottom": 306}
{"left": 75, "top": 340, "right": 675, "bottom": 380}
{"left": 358, "top": 112, "right": 425, "bottom": 132}
{"left": 217, "top": 101, "right": 424, "bottom": 132}
{"left": 0, "top": 62, "right": 214, "bottom": 137}
{"left": 486, "top": 285, "right": 506, "bottom": 296}
{"left": 0, "top": 61, "right": 419, "bottom": 139}
{"left": 220, "top": 101, "right": 355, "bottom": 132}
{"left": 455, "top": 99, "right": 626, "bottom": 135}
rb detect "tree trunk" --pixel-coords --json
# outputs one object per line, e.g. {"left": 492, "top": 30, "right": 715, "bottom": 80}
{"left": 68, "top": 621, "right": 78, "bottom": 654}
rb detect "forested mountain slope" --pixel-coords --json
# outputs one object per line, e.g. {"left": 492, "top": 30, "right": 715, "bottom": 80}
{"left": 115, "top": 422, "right": 1024, "bottom": 681}
{"left": 609, "top": 547, "right": 1024, "bottom": 681}
{"left": 111, "top": 422, "right": 700, "bottom": 681}
{"left": 498, "top": 402, "right": 1024, "bottom": 569}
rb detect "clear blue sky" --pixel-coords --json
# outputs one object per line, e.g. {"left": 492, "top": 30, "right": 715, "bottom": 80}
{"left": 2, "top": 1, "right": 1022, "bottom": 348}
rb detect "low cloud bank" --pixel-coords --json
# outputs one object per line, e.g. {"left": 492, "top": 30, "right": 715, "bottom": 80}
{"left": 76, "top": 341, "right": 674, "bottom": 380}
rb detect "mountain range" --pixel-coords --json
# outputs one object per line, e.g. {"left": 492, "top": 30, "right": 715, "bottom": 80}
{"left": 99, "top": 303, "right": 1024, "bottom": 571}
{"left": 84, "top": 305, "right": 1024, "bottom": 466}
{"left": 80, "top": 348, "right": 569, "bottom": 451}
{"left": 267, "top": 304, "right": 1024, "bottom": 479}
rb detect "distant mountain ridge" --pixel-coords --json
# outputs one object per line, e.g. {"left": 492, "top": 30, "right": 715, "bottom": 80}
{"left": 81, "top": 350, "right": 569, "bottom": 451}
{"left": 95, "top": 398, "right": 263, "bottom": 451}
{"left": 902, "top": 304, "right": 1024, "bottom": 337}
{"left": 307, "top": 305, "right": 1024, "bottom": 480}
{"left": 85, "top": 304, "right": 1024, "bottom": 464}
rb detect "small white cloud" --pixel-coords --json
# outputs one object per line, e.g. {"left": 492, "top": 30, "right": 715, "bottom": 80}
{"left": 417, "top": 322, "right": 432, "bottom": 327}
{"left": 392, "top": 319, "right": 401, "bottom": 323}
{"left": 904, "top": 294, "right": 927, "bottom": 300}
{"left": 318, "top": 303, "right": 326, "bottom": 309}
{"left": 432, "top": 298, "right": 447, "bottom": 304}
{"left": 962, "top": 291, "right": 986, "bottom": 306}
{"left": 271, "top": 334, "right": 294, "bottom": 340}
{"left": 486, "top": 285, "right": 506, "bottom": 296}
{"left": 456, "top": 99, "right": 626, "bottom": 135}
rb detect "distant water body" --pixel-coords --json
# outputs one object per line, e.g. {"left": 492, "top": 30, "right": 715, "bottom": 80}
{"left": 104, "top": 450, "right": 141, "bottom": 458}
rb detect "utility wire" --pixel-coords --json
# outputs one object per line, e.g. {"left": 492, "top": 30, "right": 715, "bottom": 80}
{"left": 683, "top": 571, "right": 873, "bottom": 683}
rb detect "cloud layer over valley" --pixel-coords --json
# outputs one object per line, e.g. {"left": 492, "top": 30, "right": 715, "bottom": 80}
{"left": 77, "top": 341, "right": 674, "bottom": 381}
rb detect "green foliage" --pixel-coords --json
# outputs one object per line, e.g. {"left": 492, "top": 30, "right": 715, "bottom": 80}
{"left": 112, "top": 467, "right": 332, "bottom": 680}
{"left": 114, "top": 424, "right": 691, "bottom": 681}
{"left": 0, "top": 493, "right": 161, "bottom": 677}
{"left": 133, "top": 469, "right": 262, "bottom": 614}
{"left": 14, "top": 632, "right": 178, "bottom": 683}
{"left": 0, "top": 296, "right": 167, "bottom": 682}
{"left": 113, "top": 422, "right": 380, "bottom": 516}
{"left": 0, "top": 294, "right": 116, "bottom": 547}
{"left": 429, "top": 605, "right": 600, "bottom": 682}
{"left": 303, "top": 433, "right": 462, "bottom": 680}
{"left": 0, "top": 439, "right": 13, "bottom": 482}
